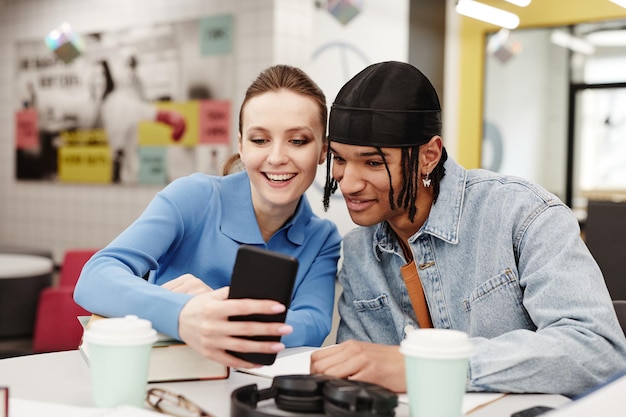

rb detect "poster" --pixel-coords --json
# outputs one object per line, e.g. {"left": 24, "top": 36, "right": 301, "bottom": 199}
{"left": 14, "top": 15, "right": 234, "bottom": 184}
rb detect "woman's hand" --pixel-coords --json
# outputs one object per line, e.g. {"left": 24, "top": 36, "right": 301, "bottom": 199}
{"left": 310, "top": 340, "right": 406, "bottom": 392}
{"left": 177, "top": 287, "right": 293, "bottom": 368}
{"left": 161, "top": 274, "right": 213, "bottom": 295}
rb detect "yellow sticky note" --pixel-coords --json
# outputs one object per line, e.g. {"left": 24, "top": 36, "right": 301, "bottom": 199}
{"left": 138, "top": 101, "right": 199, "bottom": 146}
{"left": 58, "top": 146, "right": 111, "bottom": 183}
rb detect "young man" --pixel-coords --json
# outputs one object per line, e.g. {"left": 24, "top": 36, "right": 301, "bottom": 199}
{"left": 311, "top": 61, "right": 626, "bottom": 397}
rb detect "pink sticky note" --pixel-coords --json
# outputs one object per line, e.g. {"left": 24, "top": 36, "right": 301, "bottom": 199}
{"left": 15, "top": 109, "right": 39, "bottom": 149}
{"left": 199, "top": 100, "right": 230, "bottom": 144}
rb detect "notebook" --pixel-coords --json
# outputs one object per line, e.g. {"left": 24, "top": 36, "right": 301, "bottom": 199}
{"left": 78, "top": 315, "right": 229, "bottom": 382}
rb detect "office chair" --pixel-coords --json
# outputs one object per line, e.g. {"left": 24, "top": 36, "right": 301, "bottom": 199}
{"left": 32, "top": 249, "right": 98, "bottom": 353}
{"left": 584, "top": 200, "right": 626, "bottom": 300}
{"left": 613, "top": 300, "right": 626, "bottom": 337}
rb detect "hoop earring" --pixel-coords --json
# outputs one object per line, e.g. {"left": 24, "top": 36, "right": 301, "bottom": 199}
{"left": 422, "top": 172, "right": 431, "bottom": 188}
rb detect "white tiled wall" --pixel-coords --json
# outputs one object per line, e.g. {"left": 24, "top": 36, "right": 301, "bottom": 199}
{"left": 0, "top": 0, "right": 313, "bottom": 263}
{"left": 0, "top": 0, "right": 411, "bottom": 264}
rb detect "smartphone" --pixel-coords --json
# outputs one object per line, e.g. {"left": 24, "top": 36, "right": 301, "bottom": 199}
{"left": 510, "top": 406, "right": 554, "bottom": 417}
{"left": 226, "top": 245, "right": 299, "bottom": 365}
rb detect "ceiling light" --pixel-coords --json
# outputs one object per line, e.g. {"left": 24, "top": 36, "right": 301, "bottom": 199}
{"left": 456, "top": 0, "right": 520, "bottom": 29}
{"left": 586, "top": 29, "right": 626, "bottom": 47}
{"left": 551, "top": 30, "right": 596, "bottom": 55}
{"left": 504, "top": 0, "right": 532, "bottom": 6}
{"left": 609, "top": 0, "right": 626, "bottom": 8}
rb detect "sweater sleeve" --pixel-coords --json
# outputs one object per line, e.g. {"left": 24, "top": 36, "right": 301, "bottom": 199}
{"left": 282, "top": 221, "right": 342, "bottom": 347}
{"left": 74, "top": 176, "right": 211, "bottom": 339}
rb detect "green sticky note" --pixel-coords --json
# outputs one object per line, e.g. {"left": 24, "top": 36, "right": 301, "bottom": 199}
{"left": 200, "top": 14, "right": 233, "bottom": 56}
{"left": 138, "top": 147, "right": 167, "bottom": 185}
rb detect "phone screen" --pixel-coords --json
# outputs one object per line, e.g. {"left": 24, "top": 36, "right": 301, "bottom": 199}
{"left": 226, "top": 245, "right": 298, "bottom": 365}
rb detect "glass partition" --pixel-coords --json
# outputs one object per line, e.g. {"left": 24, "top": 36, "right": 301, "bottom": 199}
{"left": 483, "top": 18, "right": 626, "bottom": 217}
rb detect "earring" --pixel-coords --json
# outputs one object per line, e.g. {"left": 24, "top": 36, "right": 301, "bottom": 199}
{"left": 422, "top": 172, "right": 431, "bottom": 188}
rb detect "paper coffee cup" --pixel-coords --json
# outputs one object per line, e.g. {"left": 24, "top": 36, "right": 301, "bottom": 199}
{"left": 83, "top": 315, "right": 158, "bottom": 408}
{"left": 400, "top": 329, "right": 473, "bottom": 417}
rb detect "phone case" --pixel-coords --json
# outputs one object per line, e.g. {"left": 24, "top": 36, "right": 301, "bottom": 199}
{"left": 226, "top": 245, "right": 299, "bottom": 365}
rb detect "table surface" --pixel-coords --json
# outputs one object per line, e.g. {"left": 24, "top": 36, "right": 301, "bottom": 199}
{"left": 0, "top": 253, "right": 54, "bottom": 278}
{"left": 0, "top": 349, "right": 571, "bottom": 417}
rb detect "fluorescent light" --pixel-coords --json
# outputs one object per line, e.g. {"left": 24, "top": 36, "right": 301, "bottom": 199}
{"left": 456, "top": 0, "right": 520, "bottom": 29}
{"left": 504, "top": 0, "right": 531, "bottom": 6}
{"left": 586, "top": 29, "right": 626, "bottom": 47}
{"left": 550, "top": 30, "right": 596, "bottom": 55}
{"left": 609, "top": 0, "right": 626, "bottom": 8}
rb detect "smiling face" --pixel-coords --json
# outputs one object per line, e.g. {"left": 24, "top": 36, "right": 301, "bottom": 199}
{"left": 330, "top": 143, "right": 406, "bottom": 227}
{"left": 330, "top": 142, "right": 436, "bottom": 239}
{"left": 239, "top": 89, "right": 326, "bottom": 216}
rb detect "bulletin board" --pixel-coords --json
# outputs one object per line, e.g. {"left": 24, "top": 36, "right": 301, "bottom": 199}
{"left": 14, "top": 14, "right": 235, "bottom": 185}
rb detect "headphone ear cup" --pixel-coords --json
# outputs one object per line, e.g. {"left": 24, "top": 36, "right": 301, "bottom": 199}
{"left": 273, "top": 374, "right": 335, "bottom": 413}
{"left": 322, "top": 379, "right": 398, "bottom": 417}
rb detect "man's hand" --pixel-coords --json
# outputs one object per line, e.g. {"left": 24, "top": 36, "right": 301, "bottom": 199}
{"left": 310, "top": 340, "right": 406, "bottom": 392}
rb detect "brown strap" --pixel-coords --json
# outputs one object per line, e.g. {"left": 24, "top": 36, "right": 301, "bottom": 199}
{"left": 397, "top": 237, "right": 433, "bottom": 328}
{"left": 400, "top": 260, "right": 433, "bottom": 329}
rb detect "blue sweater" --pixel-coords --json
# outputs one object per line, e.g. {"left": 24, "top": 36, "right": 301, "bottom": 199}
{"left": 74, "top": 171, "right": 341, "bottom": 346}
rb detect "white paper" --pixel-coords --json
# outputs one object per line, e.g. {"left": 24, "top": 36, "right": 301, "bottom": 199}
{"left": 0, "top": 387, "right": 7, "bottom": 417}
{"left": 542, "top": 373, "right": 626, "bottom": 417}
{"left": 398, "top": 392, "right": 505, "bottom": 414}
{"left": 9, "top": 398, "right": 163, "bottom": 417}
{"left": 236, "top": 346, "right": 316, "bottom": 378}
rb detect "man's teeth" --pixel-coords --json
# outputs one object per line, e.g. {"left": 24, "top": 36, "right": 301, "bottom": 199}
{"left": 266, "top": 173, "right": 295, "bottom": 181}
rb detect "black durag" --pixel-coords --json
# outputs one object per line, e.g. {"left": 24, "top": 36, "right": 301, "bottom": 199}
{"left": 323, "top": 61, "right": 445, "bottom": 220}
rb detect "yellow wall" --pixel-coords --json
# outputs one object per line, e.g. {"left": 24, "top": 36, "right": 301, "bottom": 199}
{"left": 456, "top": 0, "right": 626, "bottom": 168}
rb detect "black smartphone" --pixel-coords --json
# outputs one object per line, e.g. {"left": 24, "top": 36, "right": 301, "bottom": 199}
{"left": 511, "top": 406, "right": 554, "bottom": 417}
{"left": 226, "top": 245, "right": 299, "bottom": 365}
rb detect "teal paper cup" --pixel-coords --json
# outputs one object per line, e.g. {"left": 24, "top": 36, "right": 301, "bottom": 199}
{"left": 83, "top": 315, "right": 157, "bottom": 408}
{"left": 400, "top": 329, "right": 473, "bottom": 417}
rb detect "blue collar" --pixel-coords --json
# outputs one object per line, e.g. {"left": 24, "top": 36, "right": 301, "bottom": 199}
{"left": 219, "top": 170, "right": 312, "bottom": 245}
{"left": 419, "top": 158, "right": 466, "bottom": 244}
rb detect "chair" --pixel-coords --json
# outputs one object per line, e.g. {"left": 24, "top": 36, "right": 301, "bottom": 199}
{"left": 613, "top": 300, "right": 626, "bottom": 337}
{"left": 32, "top": 249, "right": 99, "bottom": 353}
{"left": 584, "top": 200, "right": 626, "bottom": 300}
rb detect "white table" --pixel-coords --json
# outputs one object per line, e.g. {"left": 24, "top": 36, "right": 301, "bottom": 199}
{"left": 0, "top": 254, "right": 54, "bottom": 278}
{"left": 0, "top": 253, "right": 53, "bottom": 337}
{"left": 0, "top": 350, "right": 570, "bottom": 417}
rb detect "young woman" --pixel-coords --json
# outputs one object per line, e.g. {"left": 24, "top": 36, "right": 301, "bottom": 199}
{"left": 75, "top": 65, "right": 341, "bottom": 369}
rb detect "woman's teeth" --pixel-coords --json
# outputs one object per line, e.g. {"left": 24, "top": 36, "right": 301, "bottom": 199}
{"left": 265, "top": 173, "right": 296, "bottom": 182}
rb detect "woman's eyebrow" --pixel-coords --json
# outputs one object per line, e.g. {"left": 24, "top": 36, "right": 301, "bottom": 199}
{"left": 285, "top": 126, "right": 314, "bottom": 135}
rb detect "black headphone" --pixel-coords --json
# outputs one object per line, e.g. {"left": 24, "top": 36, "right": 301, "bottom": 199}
{"left": 231, "top": 374, "right": 398, "bottom": 417}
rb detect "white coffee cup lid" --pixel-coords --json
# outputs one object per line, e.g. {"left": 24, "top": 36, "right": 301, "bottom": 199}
{"left": 83, "top": 315, "right": 158, "bottom": 346}
{"left": 400, "top": 328, "right": 473, "bottom": 359}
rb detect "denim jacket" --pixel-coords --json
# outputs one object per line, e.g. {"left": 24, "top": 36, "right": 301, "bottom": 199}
{"left": 336, "top": 157, "right": 626, "bottom": 397}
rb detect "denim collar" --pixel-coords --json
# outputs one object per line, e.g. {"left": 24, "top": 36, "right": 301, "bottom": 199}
{"left": 219, "top": 170, "right": 311, "bottom": 245}
{"left": 373, "top": 158, "right": 466, "bottom": 256}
